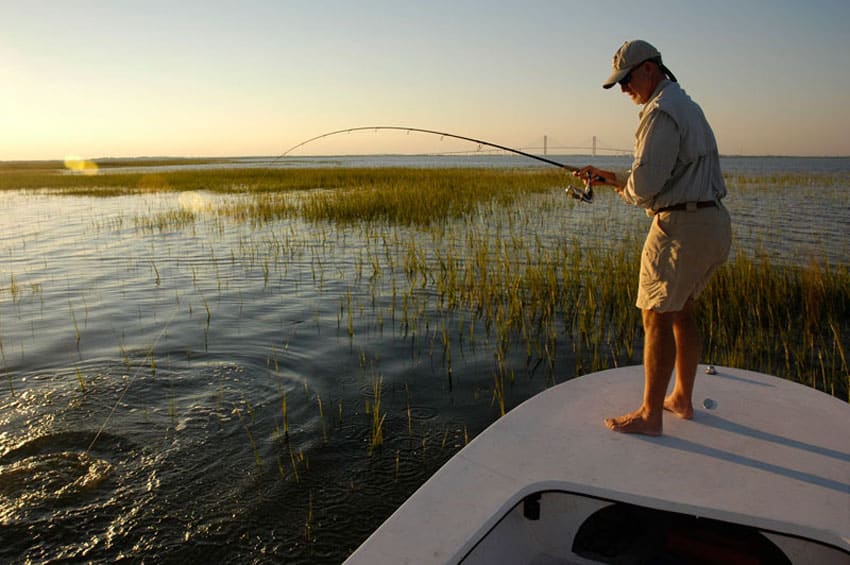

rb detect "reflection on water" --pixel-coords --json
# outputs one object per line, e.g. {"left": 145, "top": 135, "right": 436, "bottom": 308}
{"left": 177, "top": 191, "right": 215, "bottom": 214}
{"left": 0, "top": 158, "right": 847, "bottom": 562}
{"left": 0, "top": 450, "right": 112, "bottom": 516}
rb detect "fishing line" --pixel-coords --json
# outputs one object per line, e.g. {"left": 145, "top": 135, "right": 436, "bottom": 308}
{"left": 86, "top": 304, "right": 180, "bottom": 454}
{"left": 280, "top": 126, "right": 580, "bottom": 170}
{"left": 86, "top": 127, "right": 593, "bottom": 451}
{"left": 274, "top": 126, "right": 597, "bottom": 203}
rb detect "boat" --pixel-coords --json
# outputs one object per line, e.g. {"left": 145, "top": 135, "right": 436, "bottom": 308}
{"left": 344, "top": 365, "right": 850, "bottom": 564}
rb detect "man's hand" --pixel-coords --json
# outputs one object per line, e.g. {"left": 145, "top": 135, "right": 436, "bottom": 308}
{"left": 574, "top": 166, "right": 624, "bottom": 190}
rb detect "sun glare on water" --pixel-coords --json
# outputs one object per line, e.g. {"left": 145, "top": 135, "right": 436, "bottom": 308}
{"left": 178, "top": 191, "right": 213, "bottom": 213}
{"left": 64, "top": 156, "right": 99, "bottom": 175}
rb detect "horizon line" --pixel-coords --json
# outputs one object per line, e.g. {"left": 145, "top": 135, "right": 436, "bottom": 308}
{"left": 3, "top": 153, "right": 850, "bottom": 165}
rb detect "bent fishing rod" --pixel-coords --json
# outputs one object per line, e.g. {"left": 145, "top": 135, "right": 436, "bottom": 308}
{"left": 278, "top": 126, "right": 596, "bottom": 203}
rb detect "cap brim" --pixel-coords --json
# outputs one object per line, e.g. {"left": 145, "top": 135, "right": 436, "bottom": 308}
{"left": 602, "top": 67, "right": 630, "bottom": 89}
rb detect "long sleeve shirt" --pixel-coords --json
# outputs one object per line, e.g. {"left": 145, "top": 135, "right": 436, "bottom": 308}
{"left": 621, "top": 80, "right": 727, "bottom": 212}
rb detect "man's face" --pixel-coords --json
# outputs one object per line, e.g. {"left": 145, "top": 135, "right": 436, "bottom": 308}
{"left": 619, "top": 62, "right": 654, "bottom": 105}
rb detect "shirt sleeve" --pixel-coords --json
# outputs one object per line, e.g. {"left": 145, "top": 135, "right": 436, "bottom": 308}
{"left": 623, "top": 110, "right": 679, "bottom": 208}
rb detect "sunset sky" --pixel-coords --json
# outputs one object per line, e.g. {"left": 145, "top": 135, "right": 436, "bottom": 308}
{"left": 2, "top": 0, "right": 848, "bottom": 160}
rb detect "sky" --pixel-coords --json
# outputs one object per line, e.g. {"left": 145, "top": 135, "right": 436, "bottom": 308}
{"left": 1, "top": 0, "right": 849, "bottom": 160}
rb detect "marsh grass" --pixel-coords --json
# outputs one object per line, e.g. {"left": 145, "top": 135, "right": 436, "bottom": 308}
{"left": 5, "top": 165, "right": 846, "bottom": 494}
{"left": 295, "top": 169, "right": 565, "bottom": 225}
{"left": 3, "top": 164, "right": 847, "bottom": 402}
{"left": 236, "top": 406, "right": 263, "bottom": 469}
{"left": 701, "top": 254, "right": 850, "bottom": 398}
{"left": 2, "top": 161, "right": 846, "bottom": 562}
{"left": 1, "top": 165, "right": 568, "bottom": 222}
{"left": 725, "top": 171, "right": 849, "bottom": 191}
{"left": 368, "top": 376, "right": 386, "bottom": 454}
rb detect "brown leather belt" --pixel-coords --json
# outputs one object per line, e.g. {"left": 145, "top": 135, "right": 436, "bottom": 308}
{"left": 655, "top": 201, "right": 717, "bottom": 214}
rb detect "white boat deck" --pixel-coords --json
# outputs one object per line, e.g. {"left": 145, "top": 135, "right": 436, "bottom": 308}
{"left": 345, "top": 365, "right": 850, "bottom": 564}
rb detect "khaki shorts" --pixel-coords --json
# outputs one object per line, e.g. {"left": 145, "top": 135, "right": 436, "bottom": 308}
{"left": 637, "top": 203, "right": 732, "bottom": 312}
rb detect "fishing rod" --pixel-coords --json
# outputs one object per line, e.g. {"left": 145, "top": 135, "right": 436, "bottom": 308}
{"left": 278, "top": 126, "right": 595, "bottom": 203}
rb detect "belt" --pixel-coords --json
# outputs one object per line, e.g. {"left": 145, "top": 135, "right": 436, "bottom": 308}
{"left": 655, "top": 201, "right": 717, "bottom": 214}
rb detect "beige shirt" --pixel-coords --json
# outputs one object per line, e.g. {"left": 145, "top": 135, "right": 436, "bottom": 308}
{"left": 621, "top": 80, "right": 727, "bottom": 212}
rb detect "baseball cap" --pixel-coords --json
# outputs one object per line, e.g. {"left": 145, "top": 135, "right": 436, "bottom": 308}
{"left": 602, "top": 40, "right": 677, "bottom": 89}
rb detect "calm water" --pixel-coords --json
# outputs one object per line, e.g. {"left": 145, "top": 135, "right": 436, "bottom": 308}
{"left": 1, "top": 156, "right": 848, "bottom": 563}
{"left": 105, "top": 153, "right": 850, "bottom": 175}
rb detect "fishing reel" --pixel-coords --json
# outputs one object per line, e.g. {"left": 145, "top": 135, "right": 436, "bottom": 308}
{"left": 565, "top": 172, "right": 597, "bottom": 204}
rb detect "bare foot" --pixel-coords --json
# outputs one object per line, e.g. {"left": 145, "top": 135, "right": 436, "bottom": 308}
{"left": 663, "top": 395, "right": 694, "bottom": 420}
{"left": 604, "top": 409, "right": 662, "bottom": 436}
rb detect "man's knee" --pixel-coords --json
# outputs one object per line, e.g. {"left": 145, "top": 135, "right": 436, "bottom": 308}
{"left": 642, "top": 308, "right": 675, "bottom": 332}
{"left": 643, "top": 300, "right": 698, "bottom": 340}
{"left": 671, "top": 298, "right": 696, "bottom": 325}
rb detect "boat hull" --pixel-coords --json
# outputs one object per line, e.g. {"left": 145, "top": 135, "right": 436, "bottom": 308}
{"left": 345, "top": 365, "right": 850, "bottom": 564}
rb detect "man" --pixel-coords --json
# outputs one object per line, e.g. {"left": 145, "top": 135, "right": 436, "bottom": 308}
{"left": 576, "top": 40, "right": 731, "bottom": 436}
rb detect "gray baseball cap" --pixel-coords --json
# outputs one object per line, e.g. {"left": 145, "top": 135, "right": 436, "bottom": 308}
{"left": 602, "top": 40, "right": 677, "bottom": 89}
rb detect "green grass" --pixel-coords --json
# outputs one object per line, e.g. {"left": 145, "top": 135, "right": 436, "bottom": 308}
{"left": 4, "top": 165, "right": 846, "bottom": 400}
{"left": 0, "top": 167, "right": 570, "bottom": 224}
{"left": 700, "top": 255, "right": 849, "bottom": 397}
{"left": 3, "top": 163, "right": 845, "bottom": 563}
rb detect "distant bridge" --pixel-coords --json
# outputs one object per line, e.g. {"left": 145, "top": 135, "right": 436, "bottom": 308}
{"left": 423, "top": 135, "right": 632, "bottom": 158}
{"left": 528, "top": 135, "right": 632, "bottom": 157}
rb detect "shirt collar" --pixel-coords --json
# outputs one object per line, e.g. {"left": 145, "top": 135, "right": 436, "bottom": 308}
{"left": 639, "top": 79, "right": 672, "bottom": 118}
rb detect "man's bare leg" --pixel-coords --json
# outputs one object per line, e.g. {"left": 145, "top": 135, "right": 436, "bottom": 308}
{"left": 664, "top": 298, "right": 698, "bottom": 419}
{"left": 604, "top": 308, "right": 676, "bottom": 436}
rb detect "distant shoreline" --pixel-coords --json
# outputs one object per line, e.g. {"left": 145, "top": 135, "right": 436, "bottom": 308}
{"left": 2, "top": 154, "right": 850, "bottom": 168}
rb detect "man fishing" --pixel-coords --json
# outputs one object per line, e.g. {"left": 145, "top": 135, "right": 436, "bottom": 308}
{"left": 575, "top": 40, "right": 731, "bottom": 436}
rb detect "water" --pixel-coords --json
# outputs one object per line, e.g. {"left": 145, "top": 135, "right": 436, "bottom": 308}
{"left": 1, "top": 156, "right": 848, "bottom": 563}
{"left": 102, "top": 153, "right": 850, "bottom": 175}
